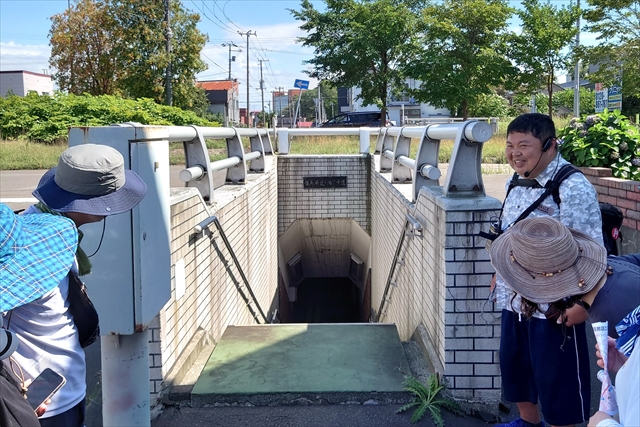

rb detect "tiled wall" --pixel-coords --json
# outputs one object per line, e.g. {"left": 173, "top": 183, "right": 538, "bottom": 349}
{"left": 148, "top": 160, "right": 278, "bottom": 405}
{"left": 277, "top": 155, "right": 371, "bottom": 235}
{"left": 370, "top": 159, "right": 503, "bottom": 402}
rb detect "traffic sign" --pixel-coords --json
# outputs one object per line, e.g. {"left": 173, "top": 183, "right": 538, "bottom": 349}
{"left": 294, "top": 79, "right": 309, "bottom": 90}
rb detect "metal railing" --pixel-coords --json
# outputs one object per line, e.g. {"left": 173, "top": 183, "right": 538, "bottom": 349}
{"left": 376, "top": 213, "right": 422, "bottom": 322}
{"left": 194, "top": 215, "right": 269, "bottom": 324}
{"left": 166, "top": 126, "right": 274, "bottom": 203}
{"left": 275, "top": 127, "right": 380, "bottom": 154}
{"left": 404, "top": 116, "right": 498, "bottom": 133}
{"left": 376, "top": 120, "right": 494, "bottom": 200}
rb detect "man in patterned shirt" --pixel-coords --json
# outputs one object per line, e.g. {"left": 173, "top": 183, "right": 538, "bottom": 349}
{"left": 491, "top": 113, "right": 603, "bottom": 427}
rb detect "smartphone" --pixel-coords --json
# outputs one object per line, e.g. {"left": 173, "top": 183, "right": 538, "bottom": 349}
{"left": 26, "top": 368, "right": 66, "bottom": 411}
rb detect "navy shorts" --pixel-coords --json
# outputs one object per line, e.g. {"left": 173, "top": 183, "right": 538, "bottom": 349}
{"left": 500, "top": 310, "right": 590, "bottom": 426}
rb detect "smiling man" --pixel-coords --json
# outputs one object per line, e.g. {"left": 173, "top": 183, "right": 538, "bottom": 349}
{"left": 490, "top": 113, "right": 604, "bottom": 427}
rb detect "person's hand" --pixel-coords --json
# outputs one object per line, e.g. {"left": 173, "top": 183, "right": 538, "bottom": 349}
{"left": 490, "top": 274, "right": 496, "bottom": 292}
{"left": 596, "top": 337, "right": 628, "bottom": 375}
{"left": 35, "top": 400, "right": 50, "bottom": 417}
{"left": 588, "top": 411, "right": 618, "bottom": 426}
{"left": 22, "top": 379, "right": 49, "bottom": 417}
{"left": 558, "top": 303, "right": 589, "bottom": 326}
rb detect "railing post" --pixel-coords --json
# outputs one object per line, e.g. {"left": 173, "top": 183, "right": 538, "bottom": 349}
{"left": 391, "top": 127, "right": 413, "bottom": 183}
{"left": 278, "top": 128, "right": 290, "bottom": 154}
{"left": 359, "top": 127, "right": 371, "bottom": 154}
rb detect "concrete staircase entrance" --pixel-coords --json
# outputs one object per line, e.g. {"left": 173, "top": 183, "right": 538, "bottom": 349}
{"left": 189, "top": 323, "right": 412, "bottom": 406}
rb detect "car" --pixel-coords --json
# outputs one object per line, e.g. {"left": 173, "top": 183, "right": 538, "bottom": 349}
{"left": 319, "top": 111, "right": 393, "bottom": 127}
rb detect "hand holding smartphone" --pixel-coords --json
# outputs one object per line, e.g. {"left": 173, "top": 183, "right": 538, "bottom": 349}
{"left": 26, "top": 368, "right": 66, "bottom": 413}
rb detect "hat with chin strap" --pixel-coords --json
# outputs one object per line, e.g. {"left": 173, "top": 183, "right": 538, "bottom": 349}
{"left": 32, "top": 144, "right": 147, "bottom": 216}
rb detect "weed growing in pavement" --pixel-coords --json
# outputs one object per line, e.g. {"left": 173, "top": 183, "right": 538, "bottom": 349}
{"left": 396, "top": 374, "right": 463, "bottom": 426}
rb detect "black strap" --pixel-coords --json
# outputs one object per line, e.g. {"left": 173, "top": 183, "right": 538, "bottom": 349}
{"left": 512, "top": 164, "right": 582, "bottom": 225}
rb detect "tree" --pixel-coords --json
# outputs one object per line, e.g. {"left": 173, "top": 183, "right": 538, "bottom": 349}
{"left": 468, "top": 93, "right": 510, "bottom": 118}
{"left": 294, "top": 82, "right": 338, "bottom": 122}
{"left": 290, "top": 0, "right": 422, "bottom": 123}
{"left": 402, "top": 0, "right": 516, "bottom": 120}
{"left": 110, "top": 0, "right": 208, "bottom": 109}
{"left": 49, "top": 0, "right": 119, "bottom": 96}
{"left": 49, "top": 0, "right": 208, "bottom": 112}
{"left": 553, "top": 87, "right": 596, "bottom": 115}
{"left": 581, "top": 0, "right": 640, "bottom": 100}
{"left": 509, "top": 0, "right": 580, "bottom": 116}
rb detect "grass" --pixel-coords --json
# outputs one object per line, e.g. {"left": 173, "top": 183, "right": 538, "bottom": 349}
{"left": 0, "top": 140, "right": 68, "bottom": 170}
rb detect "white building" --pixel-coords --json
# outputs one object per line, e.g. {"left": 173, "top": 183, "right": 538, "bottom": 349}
{"left": 347, "top": 78, "right": 450, "bottom": 125}
{"left": 0, "top": 70, "right": 53, "bottom": 97}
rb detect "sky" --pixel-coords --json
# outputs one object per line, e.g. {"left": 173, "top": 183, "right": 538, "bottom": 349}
{"left": 0, "top": 0, "right": 601, "bottom": 112}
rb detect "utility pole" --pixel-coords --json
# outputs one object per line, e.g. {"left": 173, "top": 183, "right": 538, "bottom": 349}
{"left": 221, "top": 42, "right": 241, "bottom": 80}
{"left": 573, "top": 0, "right": 581, "bottom": 117}
{"left": 259, "top": 59, "right": 269, "bottom": 126}
{"left": 164, "top": 0, "right": 172, "bottom": 106}
{"left": 238, "top": 30, "right": 255, "bottom": 125}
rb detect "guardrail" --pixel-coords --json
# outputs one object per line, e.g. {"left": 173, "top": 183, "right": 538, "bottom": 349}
{"left": 404, "top": 117, "right": 498, "bottom": 133}
{"left": 376, "top": 121, "right": 493, "bottom": 200}
{"left": 275, "top": 127, "right": 380, "bottom": 154}
{"left": 166, "top": 126, "right": 273, "bottom": 203}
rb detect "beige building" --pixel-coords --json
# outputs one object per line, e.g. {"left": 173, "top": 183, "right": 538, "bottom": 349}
{"left": 0, "top": 70, "right": 53, "bottom": 97}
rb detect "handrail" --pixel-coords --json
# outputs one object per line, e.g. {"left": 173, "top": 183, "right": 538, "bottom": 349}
{"left": 194, "top": 215, "right": 269, "bottom": 324}
{"left": 376, "top": 120, "right": 493, "bottom": 200}
{"left": 376, "top": 213, "right": 422, "bottom": 322}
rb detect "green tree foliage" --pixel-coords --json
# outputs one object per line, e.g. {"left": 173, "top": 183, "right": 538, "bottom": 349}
{"left": 49, "top": 0, "right": 118, "bottom": 96}
{"left": 581, "top": 0, "right": 640, "bottom": 100}
{"left": 509, "top": 0, "right": 580, "bottom": 117}
{"left": 553, "top": 87, "right": 596, "bottom": 114}
{"left": 288, "top": 82, "right": 338, "bottom": 123}
{"left": 0, "top": 92, "right": 218, "bottom": 143}
{"left": 49, "top": 0, "right": 208, "bottom": 112}
{"left": 468, "top": 93, "right": 510, "bottom": 118}
{"left": 403, "top": 0, "right": 516, "bottom": 120}
{"left": 559, "top": 109, "right": 640, "bottom": 180}
{"left": 290, "top": 0, "right": 420, "bottom": 122}
{"left": 110, "top": 0, "right": 208, "bottom": 109}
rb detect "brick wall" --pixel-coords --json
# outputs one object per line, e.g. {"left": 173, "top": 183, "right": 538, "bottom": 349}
{"left": 149, "top": 159, "right": 278, "bottom": 406}
{"left": 277, "top": 155, "right": 371, "bottom": 236}
{"left": 582, "top": 167, "right": 640, "bottom": 253}
{"left": 370, "top": 157, "right": 503, "bottom": 403}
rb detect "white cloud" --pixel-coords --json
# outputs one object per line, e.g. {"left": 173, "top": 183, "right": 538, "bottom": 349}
{"left": 0, "top": 41, "right": 51, "bottom": 73}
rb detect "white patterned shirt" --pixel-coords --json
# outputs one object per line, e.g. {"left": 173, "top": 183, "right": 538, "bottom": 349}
{"left": 495, "top": 153, "right": 604, "bottom": 318}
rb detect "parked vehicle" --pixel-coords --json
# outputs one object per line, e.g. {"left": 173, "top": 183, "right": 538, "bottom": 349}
{"left": 319, "top": 111, "right": 394, "bottom": 127}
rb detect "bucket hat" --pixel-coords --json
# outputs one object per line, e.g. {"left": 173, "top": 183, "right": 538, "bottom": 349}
{"left": 0, "top": 329, "right": 19, "bottom": 360}
{"left": 32, "top": 144, "right": 147, "bottom": 215}
{"left": 0, "top": 203, "right": 78, "bottom": 312}
{"left": 489, "top": 216, "right": 607, "bottom": 303}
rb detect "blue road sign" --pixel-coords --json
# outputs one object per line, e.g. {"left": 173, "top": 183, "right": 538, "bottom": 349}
{"left": 294, "top": 79, "right": 310, "bottom": 90}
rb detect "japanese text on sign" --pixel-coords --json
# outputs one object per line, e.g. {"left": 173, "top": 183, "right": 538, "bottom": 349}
{"left": 303, "top": 176, "right": 347, "bottom": 189}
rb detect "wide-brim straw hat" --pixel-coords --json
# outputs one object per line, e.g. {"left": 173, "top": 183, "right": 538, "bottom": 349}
{"left": 32, "top": 144, "right": 147, "bottom": 216}
{"left": 0, "top": 329, "right": 19, "bottom": 360}
{"left": 0, "top": 203, "right": 78, "bottom": 312}
{"left": 489, "top": 216, "right": 607, "bottom": 303}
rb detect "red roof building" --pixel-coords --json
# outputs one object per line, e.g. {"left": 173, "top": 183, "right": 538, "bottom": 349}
{"left": 197, "top": 80, "right": 240, "bottom": 126}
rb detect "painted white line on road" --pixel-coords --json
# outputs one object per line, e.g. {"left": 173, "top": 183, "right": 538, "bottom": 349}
{"left": 0, "top": 198, "right": 37, "bottom": 203}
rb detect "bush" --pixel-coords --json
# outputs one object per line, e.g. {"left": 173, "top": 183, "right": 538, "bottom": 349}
{"left": 468, "top": 93, "right": 510, "bottom": 118}
{"left": 0, "top": 92, "right": 221, "bottom": 143}
{"left": 558, "top": 109, "right": 640, "bottom": 181}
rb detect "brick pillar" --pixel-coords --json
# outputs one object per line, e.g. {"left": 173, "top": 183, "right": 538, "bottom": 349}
{"left": 442, "top": 197, "right": 502, "bottom": 403}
